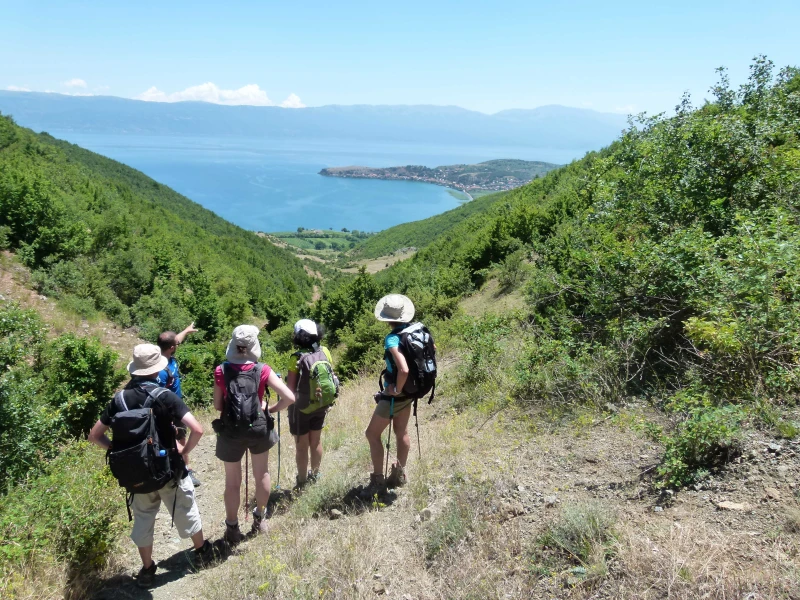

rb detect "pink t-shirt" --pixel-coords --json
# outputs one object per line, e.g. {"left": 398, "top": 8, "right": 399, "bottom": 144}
{"left": 214, "top": 362, "right": 272, "bottom": 400}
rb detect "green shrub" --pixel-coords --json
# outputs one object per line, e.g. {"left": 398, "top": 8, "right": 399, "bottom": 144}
{"left": 0, "top": 441, "right": 124, "bottom": 574}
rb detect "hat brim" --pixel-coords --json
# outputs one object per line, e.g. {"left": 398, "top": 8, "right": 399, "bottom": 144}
{"left": 374, "top": 298, "right": 415, "bottom": 323}
{"left": 225, "top": 338, "right": 262, "bottom": 364}
{"left": 128, "top": 354, "right": 168, "bottom": 377}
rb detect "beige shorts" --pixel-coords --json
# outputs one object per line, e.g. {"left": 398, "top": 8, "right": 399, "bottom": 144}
{"left": 130, "top": 476, "right": 201, "bottom": 547}
{"left": 374, "top": 397, "right": 414, "bottom": 419}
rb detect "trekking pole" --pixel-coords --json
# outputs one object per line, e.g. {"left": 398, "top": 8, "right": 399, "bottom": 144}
{"left": 384, "top": 397, "right": 394, "bottom": 480}
{"left": 414, "top": 399, "right": 421, "bottom": 460}
{"left": 276, "top": 410, "right": 281, "bottom": 490}
{"left": 244, "top": 449, "right": 249, "bottom": 522}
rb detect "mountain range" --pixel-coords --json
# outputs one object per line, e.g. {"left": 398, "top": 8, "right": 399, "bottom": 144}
{"left": 0, "top": 91, "right": 628, "bottom": 152}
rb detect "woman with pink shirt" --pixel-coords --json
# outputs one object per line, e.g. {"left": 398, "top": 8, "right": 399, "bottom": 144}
{"left": 213, "top": 325, "right": 294, "bottom": 544}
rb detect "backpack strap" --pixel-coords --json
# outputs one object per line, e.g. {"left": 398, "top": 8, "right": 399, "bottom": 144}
{"left": 114, "top": 390, "right": 129, "bottom": 412}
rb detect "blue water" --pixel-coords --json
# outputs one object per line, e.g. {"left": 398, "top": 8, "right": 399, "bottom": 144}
{"left": 52, "top": 132, "right": 581, "bottom": 233}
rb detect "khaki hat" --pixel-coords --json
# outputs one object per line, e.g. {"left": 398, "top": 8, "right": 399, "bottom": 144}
{"left": 294, "top": 319, "right": 318, "bottom": 336}
{"left": 128, "top": 343, "right": 169, "bottom": 376}
{"left": 225, "top": 325, "right": 262, "bottom": 364}
{"left": 374, "top": 294, "right": 415, "bottom": 323}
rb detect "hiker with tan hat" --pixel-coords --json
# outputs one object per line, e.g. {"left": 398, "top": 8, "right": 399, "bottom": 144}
{"left": 286, "top": 319, "right": 339, "bottom": 490}
{"left": 363, "top": 294, "right": 417, "bottom": 496}
{"left": 88, "top": 344, "right": 215, "bottom": 588}
{"left": 212, "top": 325, "right": 295, "bottom": 545}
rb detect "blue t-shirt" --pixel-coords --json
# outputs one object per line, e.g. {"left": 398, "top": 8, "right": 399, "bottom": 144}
{"left": 384, "top": 328, "right": 403, "bottom": 374}
{"left": 156, "top": 356, "right": 182, "bottom": 398}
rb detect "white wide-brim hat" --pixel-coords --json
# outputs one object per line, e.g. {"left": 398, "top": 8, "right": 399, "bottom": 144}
{"left": 225, "top": 324, "right": 262, "bottom": 364}
{"left": 294, "top": 319, "right": 318, "bottom": 336}
{"left": 374, "top": 294, "right": 415, "bottom": 323}
{"left": 128, "top": 343, "right": 169, "bottom": 376}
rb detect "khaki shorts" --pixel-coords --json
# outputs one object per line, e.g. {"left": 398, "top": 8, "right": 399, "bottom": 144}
{"left": 374, "top": 397, "right": 414, "bottom": 419}
{"left": 215, "top": 420, "right": 278, "bottom": 462}
{"left": 130, "top": 476, "right": 201, "bottom": 547}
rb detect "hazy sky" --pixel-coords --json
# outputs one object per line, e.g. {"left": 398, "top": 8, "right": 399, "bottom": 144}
{"left": 2, "top": 0, "right": 798, "bottom": 114}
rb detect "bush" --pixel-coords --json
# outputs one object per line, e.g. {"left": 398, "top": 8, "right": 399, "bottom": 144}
{"left": 0, "top": 441, "right": 124, "bottom": 590}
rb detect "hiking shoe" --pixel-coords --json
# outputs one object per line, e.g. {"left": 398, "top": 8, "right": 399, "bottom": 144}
{"left": 223, "top": 522, "right": 244, "bottom": 546}
{"left": 188, "top": 469, "right": 201, "bottom": 487}
{"left": 293, "top": 474, "right": 309, "bottom": 494}
{"left": 386, "top": 463, "right": 407, "bottom": 488}
{"left": 193, "top": 540, "right": 217, "bottom": 568}
{"left": 136, "top": 561, "right": 157, "bottom": 588}
{"left": 250, "top": 510, "right": 268, "bottom": 536}
{"left": 360, "top": 473, "right": 386, "bottom": 500}
{"left": 308, "top": 470, "right": 320, "bottom": 483}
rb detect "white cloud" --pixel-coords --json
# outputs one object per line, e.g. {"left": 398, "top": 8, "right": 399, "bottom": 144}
{"left": 613, "top": 104, "right": 638, "bottom": 114}
{"left": 137, "top": 82, "right": 274, "bottom": 106}
{"left": 6, "top": 85, "right": 31, "bottom": 92}
{"left": 63, "top": 78, "right": 87, "bottom": 88}
{"left": 280, "top": 93, "right": 305, "bottom": 108}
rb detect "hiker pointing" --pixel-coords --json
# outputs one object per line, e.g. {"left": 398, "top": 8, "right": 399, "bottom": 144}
{"left": 213, "top": 325, "right": 295, "bottom": 545}
{"left": 88, "top": 344, "right": 215, "bottom": 589}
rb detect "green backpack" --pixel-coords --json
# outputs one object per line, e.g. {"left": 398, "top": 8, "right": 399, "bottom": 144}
{"left": 294, "top": 348, "right": 339, "bottom": 414}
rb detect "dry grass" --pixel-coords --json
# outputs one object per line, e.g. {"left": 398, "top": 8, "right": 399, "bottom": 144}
{"left": 459, "top": 279, "right": 526, "bottom": 318}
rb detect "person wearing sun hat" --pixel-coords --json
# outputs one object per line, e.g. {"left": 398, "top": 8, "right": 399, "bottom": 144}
{"left": 212, "top": 325, "right": 295, "bottom": 544}
{"left": 88, "top": 344, "right": 215, "bottom": 588}
{"left": 285, "top": 318, "right": 335, "bottom": 489}
{"left": 363, "top": 294, "right": 417, "bottom": 496}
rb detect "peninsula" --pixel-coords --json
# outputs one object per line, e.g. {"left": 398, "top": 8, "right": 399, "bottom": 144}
{"left": 319, "top": 159, "right": 560, "bottom": 196}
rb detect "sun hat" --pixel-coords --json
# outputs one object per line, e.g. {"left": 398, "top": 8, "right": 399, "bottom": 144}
{"left": 225, "top": 325, "right": 262, "bottom": 364}
{"left": 294, "top": 319, "right": 318, "bottom": 337}
{"left": 374, "top": 294, "right": 415, "bottom": 323}
{"left": 128, "top": 343, "right": 169, "bottom": 376}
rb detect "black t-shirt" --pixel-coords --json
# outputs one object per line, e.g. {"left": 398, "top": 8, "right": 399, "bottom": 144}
{"left": 100, "top": 377, "right": 190, "bottom": 451}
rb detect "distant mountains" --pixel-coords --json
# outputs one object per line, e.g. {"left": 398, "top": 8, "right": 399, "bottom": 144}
{"left": 0, "top": 92, "right": 628, "bottom": 153}
{"left": 320, "top": 159, "right": 560, "bottom": 195}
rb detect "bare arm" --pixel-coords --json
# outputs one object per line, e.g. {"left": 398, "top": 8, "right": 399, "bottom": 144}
{"left": 388, "top": 346, "right": 409, "bottom": 396}
{"left": 267, "top": 370, "right": 295, "bottom": 413}
{"left": 213, "top": 383, "right": 224, "bottom": 413}
{"left": 179, "top": 412, "right": 203, "bottom": 456}
{"left": 88, "top": 420, "right": 111, "bottom": 450}
{"left": 174, "top": 322, "right": 198, "bottom": 345}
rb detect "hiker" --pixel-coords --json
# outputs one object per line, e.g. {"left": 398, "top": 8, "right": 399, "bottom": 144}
{"left": 364, "top": 294, "right": 417, "bottom": 494}
{"left": 88, "top": 344, "right": 215, "bottom": 588}
{"left": 213, "top": 325, "right": 295, "bottom": 544}
{"left": 157, "top": 322, "right": 202, "bottom": 486}
{"left": 286, "top": 319, "right": 338, "bottom": 489}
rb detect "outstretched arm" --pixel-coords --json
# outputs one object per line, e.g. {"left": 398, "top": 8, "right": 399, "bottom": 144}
{"left": 175, "top": 322, "right": 198, "bottom": 345}
{"left": 267, "top": 371, "right": 296, "bottom": 413}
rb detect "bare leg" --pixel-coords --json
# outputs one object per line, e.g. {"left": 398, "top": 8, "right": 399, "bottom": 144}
{"left": 138, "top": 545, "right": 154, "bottom": 569}
{"left": 391, "top": 406, "right": 412, "bottom": 468}
{"left": 223, "top": 461, "right": 242, "bottom": 523}
{"left": 308, "top": 428, "right": 323, "bottom": 473}
{"left": 365, "top": 413, "right": 390, "bottom": 474}
{"left": 295, "top": 434, "right": 310, "bottom": 482}
{"left": 190, "top": 530, "right": 204, "bottom": 550}
{"left": 250, "top": 450, "right": 271, "bottom": 516}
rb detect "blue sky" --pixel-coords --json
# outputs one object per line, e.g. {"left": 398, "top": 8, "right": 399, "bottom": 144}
{"left": 2, "top": 0, "right": 798, "bottom": 114}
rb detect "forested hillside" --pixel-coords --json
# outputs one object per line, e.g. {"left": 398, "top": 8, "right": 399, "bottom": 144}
{"left": 321, "top": 59, "right": 800, "bottom": 488}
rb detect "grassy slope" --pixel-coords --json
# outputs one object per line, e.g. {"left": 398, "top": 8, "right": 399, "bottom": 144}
{"left": 351, "top": 189, "right": 508, "bottom": 259}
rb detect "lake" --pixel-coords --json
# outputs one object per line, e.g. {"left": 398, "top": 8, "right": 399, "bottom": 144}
{"left": 51, "top": 132, "right": 583, "bottom": 233}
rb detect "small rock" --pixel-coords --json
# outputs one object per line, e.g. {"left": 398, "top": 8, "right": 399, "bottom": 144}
{"left": 768, "top": 443, "right": 783, "bottom": 454}
{"left": 544, "top": 495, "right": 558, "bottom": 507}
{"left": 653, "top": 506, "right": 663, "bottom": 513}
{"left": 517, "top": 484, "right": 525, "bottom": 492}
{"left": 38, "top": 295, "right": 47, "bottom": 301}
{"left": 585, "top": 456, "right": 599, "bottom": 464}
{"left": 777, "top": 466, "right": 790, "bottom": 479}
{"left": 716, "top": 501, "right": 750, "bottom": 511}
{"left": 330, "top": 509, "right": 343, "bottom": 520}
{"left": 764, "top": 487, "right": 781, "bottom": 501}
{"left": 419, "top": 508, "right": 432, "bottom": 522}
{"left": 372, "top": 582, "right": 386, "bottom": 595}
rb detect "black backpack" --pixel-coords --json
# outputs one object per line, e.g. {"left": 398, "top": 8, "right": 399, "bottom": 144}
{"left": 222, "top": 362, "right": 270, "bottom": 432}
{"left": 106, "top": 384, "right": 178, "bottom": 497}
{"left": 382, "top": 322, "right": 437, "bottom": 403}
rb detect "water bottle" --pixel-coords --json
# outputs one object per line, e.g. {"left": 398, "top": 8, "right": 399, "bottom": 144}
{"left": 158, "top": 449, "right": 167, "bottom": 457}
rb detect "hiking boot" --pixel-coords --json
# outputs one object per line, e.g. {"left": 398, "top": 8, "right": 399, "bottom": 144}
{"left": 193, "top": 540, "right": 217, "bottom": 568}
{"left": 250, "top": 510, "right": 268, "bottom": 536}
{"left": 386, "top": 462, "right": 407, "bottom": 488}
{"left": 308, "top": 470, "right": 320, "bottom": 483}
{"left": 136, "top": 560, "right": 157, "bottom": 588}
{"left": 293, "top": 474, "right": 309, "bottom": 494}
{"left": 223, "top": 521, "right": 244, "bottom": 546}
{"left": 188, "top": 469, "right": 201, "bottom": 487}
{"left": 360, "top": 473, "right": 386, "bottom": 500}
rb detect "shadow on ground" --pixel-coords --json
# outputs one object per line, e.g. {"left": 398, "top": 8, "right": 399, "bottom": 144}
{"left": 89, "top": 539, "right": 230, "bottom": 600}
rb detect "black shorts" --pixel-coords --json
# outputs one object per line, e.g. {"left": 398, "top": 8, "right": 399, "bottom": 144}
{"left": 288, "top": 404, "right": 328, "bottom": 436}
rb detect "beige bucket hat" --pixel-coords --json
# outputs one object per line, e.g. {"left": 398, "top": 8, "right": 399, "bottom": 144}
{"left": 225, "top": 325, "right": 262, "bottom": 364}
{"left": 374, "top": 294, "right": 415, "bottom": 323}
{"left": 128, "top": 343, "right": 169, "bottom": 376}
